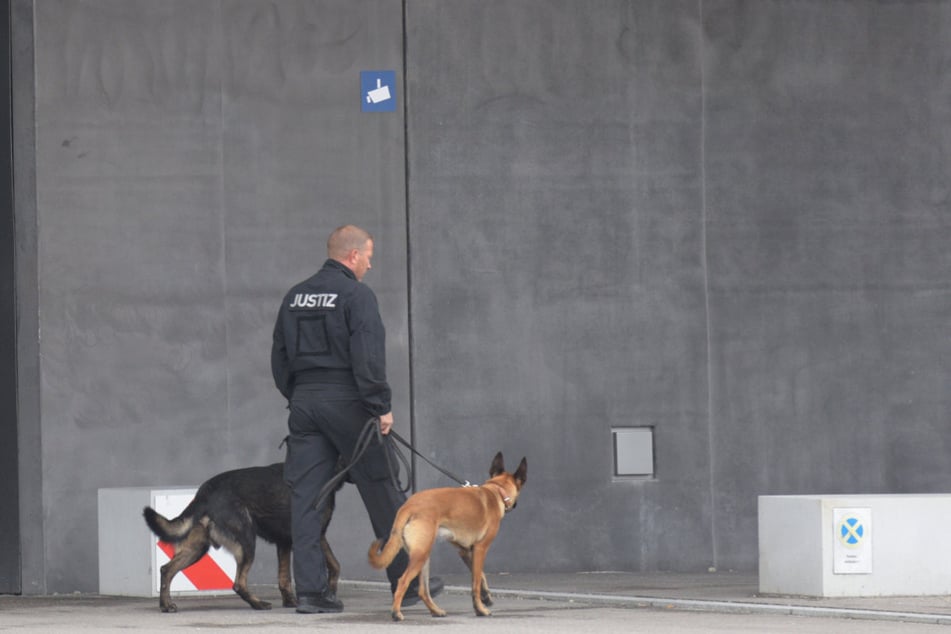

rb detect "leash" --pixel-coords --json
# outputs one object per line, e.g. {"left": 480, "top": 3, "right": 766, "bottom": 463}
{"left": 309, "top": 418, "right": 470, "bottom": 513}
{"left": 387, "top": 429, "right": 471, "bottom": 488}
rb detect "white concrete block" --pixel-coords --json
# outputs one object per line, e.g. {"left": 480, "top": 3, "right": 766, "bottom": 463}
{"left": 98, "top": 487, "right": 235, "bottom": 598}
{"left": 758, "top": 494, "right": 951, "bottom": 597}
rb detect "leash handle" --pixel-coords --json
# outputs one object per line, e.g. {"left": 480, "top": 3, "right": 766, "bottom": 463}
{"left": 381, "top": 423, "right": 412, "bottom": 494}
{"left": 310, "top": 418, "right": 471, "bottom": 512}
{"left": 311, "top": 417, "right": 399, "bottom": 511}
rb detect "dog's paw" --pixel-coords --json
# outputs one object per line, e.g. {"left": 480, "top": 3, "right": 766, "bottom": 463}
{"left": 252, "top": 600, "right": 272, "bottom": 610}
{"left": 431, "top": 609, "right": 447, "bottom": 618}
{"left": 160, "top": 603, "right": 178, "bottom": 613}
{"left": 391, "top": 610, "right": 404, "bottom": 622}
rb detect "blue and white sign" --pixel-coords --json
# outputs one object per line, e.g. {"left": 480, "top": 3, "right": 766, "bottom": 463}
{"left": 833, "top": 507, "right": 872, "bottom": 574}
{"left": 361, "top": 70, "right": 397, "bottom": 112}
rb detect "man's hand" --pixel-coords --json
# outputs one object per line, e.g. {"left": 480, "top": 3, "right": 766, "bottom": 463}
{"left": 378, "top": 411, "right": 394, "bottom": 435}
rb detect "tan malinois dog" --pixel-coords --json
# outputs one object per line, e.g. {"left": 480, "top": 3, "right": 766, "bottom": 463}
{"left": 368, "top": 452, "right": 527, "bottom": 621}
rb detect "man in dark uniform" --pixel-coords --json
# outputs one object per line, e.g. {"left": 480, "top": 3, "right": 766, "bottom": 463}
{"left": 271, "top": 224, "right": 441, "bottom": 613}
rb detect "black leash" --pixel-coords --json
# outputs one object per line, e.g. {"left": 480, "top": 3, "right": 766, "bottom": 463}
{"left": 387, "top": 429, "right": 471, "bottom": 488}
{"left": 309, "top": 418, "right": 469, "bottom": 513}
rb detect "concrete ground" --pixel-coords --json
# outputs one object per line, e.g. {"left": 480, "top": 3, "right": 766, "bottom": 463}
{"left": 2, "top": 572, "right": 951, "bottom": 633}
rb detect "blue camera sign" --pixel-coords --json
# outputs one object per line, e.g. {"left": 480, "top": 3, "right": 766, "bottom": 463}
{"left": 361, "top": 71, "right": 397, "bottom": 112}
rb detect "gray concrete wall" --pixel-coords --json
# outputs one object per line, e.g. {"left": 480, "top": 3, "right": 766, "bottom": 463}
{"left": 407, "top": 0, "right": 951, "bottom": 574}
{"left": 14, "top": 0, "right": 951, "bottom": 593}
{"left": 703, "top": 0, "right": 951, "bottom": 568}
{"left": 30, "top": 0, "right": 407, "bottom": 591}
{"left": 406, "top": 0, "right": 711, "bottom": 573}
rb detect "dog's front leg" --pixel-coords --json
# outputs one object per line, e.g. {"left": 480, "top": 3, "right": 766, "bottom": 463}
{"left": 231, "top": 544, "right": 272, "bottom": 610}
{"left": 319, "top": 488, "right": 340, "bottom": 595}
{"left": 321, "top": 536, "right": 341, "bottom": 595}
{"left": 469, "top": 543, "right": 494, "bottom": 617}
{"left": 277, "top": 544, "right": 297, "bottom": 607}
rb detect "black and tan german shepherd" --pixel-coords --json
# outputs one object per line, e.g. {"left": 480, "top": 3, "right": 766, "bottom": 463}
{"left": 142, "top": 462, "right": 341, "bottom": 613}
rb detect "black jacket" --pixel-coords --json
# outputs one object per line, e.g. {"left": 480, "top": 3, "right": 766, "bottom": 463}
{"left": 271, "top": 259, "right": 391, "bottom": 416}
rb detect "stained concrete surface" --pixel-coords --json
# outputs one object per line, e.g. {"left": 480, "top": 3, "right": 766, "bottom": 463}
{"left": 2, "top": 572, "right": 951, "bottom": 633}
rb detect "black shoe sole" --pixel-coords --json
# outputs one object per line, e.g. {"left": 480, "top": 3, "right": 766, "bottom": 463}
{"left": 400, "top": 581, "right": 445, "bottom": 607}
{"left": 296, "top": 604, "right": 343, "bottom": 614}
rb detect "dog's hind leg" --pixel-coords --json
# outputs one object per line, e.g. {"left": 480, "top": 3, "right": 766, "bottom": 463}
{"left": 319, "top": 487, "right": 340, "bottom": 596}
{"left": 277, "top": 543, "right": 296, "bottom": 608}
{"left": 417, "top": 559, "right": 447, "bottom": 619}
{"left": 158, "top": 527, "right": 210, "bottom": 613}
{"left": 390, "top": 525, "right": 440, "bottom": 621}
{"left": 455, "top": 545, "right": 492, "bottom": 607}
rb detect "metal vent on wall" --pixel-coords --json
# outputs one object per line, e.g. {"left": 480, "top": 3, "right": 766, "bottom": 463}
{"left": 612, "top": 427, "right": 655, "bottom": 479}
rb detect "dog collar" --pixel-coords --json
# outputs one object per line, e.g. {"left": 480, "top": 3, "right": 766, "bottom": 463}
{"left": 483, "top": 482, "right": 514, "bottom": 511}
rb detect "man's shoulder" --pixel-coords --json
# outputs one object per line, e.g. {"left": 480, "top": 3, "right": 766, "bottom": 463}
{"left": 287, "top": 269, "right": 374, "bottom": 302}
{"left": 347, "top": 279, "right": 377, "bottom": 304}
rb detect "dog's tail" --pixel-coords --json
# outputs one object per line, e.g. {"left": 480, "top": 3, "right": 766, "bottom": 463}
{"left": 142, "top": 504, "right": 197, "bottom": 544}
{"left": 367, "top": 509, "right": 411, "bottom": 569}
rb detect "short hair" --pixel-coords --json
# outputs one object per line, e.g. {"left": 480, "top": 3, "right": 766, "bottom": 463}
{"left": 327, "top": 225, "right": 373, "bottom": 260}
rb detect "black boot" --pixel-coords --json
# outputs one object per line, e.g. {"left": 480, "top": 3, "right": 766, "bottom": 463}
{"left": 398, "top": 576, "right": 445, "bottom": 607}
{"left": 296, "top": 589, "right": 343, "bottom": 614}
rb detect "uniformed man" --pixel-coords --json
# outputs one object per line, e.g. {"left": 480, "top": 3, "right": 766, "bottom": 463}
{"left": 271, "top": 224, "right": 442, "bottom": 613}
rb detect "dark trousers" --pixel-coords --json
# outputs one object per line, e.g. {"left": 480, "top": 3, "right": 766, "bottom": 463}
{"left": 283, "top": 386, "right": 409, "bottom": 595}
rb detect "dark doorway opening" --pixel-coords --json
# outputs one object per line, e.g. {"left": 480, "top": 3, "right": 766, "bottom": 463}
{"left": 0, "top": 0, "right": 21, "bottom": 595}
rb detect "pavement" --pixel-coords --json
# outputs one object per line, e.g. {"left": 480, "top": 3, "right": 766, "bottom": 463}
{"left": 2, "top": 571, "right": 951, "bottom": 632}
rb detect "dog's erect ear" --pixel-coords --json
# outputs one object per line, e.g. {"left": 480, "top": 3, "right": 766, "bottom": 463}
{"left": 514, "top": 457, "right": 527, "bottom": 486}
{"left": 490, "top": 452, "right": 505, "bottom": 477}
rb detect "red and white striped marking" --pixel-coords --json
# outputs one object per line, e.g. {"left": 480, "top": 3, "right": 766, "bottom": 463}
{"left": 152, "top": 492, "right": 236, "bottom": 593}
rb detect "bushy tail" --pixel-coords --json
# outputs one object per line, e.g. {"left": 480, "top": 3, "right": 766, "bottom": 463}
{"left": 142, "top": 506, "right": 196, "bottom": 544}
{"left": 367, "top": 534, "right": 405, "bottom": 569}
{"left": 367, "top": 511, "right": 410, "bottom": 569}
